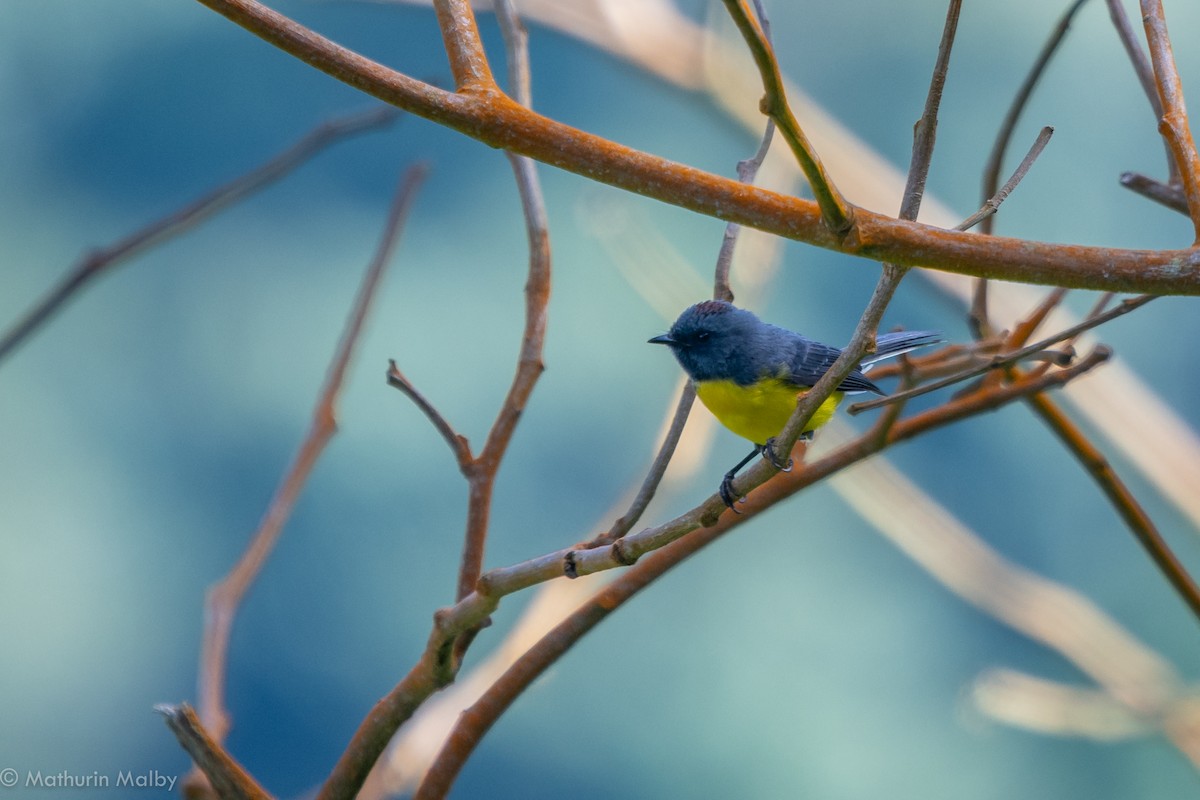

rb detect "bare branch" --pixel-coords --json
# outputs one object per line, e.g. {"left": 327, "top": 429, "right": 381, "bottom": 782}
{"left": 189, "top": 164, "right": 427, "bottom": 786}
{"left": 454, "top": 0, "right": 553, "bottom": 610}
{"left": 190, "top": 0, "right": 1200, "bottom": 294}
{"left": 1105, "top": 0, "right": 1177, "bottom": 183}
{"left": 849, "top": 294, "right": 1155, "bottom": 413}
{"left": 719, "top": 0, "right": 852, "bottom": 235}
{"left": 1121, "top": 170, "right": 1189, "bottom": 213}
{"left": 157, "top": 704, "right": 272, "bottom": 800}
{"left": 387, "top": 360, "right": 473, "bottom": 466}
{"left": 959, "top": 126, "right": 1055, "bottom": 232}
{"left": 1141, "top": 0, "right": 1200, "bottom": 238}
{"left": 901, "top": 0, "right": 962, "bottom": 222}
{"left": 0, "top": 106, "right": 397, "bottom": 364}
{"left": 1025, "top": 389, "right": 1200, "bottom": 623}
{"left": 432, "top": 0, "right": 495, "bottom": 89}
{"left": 972, "top": 0, "right": 1084, "bottom": 335}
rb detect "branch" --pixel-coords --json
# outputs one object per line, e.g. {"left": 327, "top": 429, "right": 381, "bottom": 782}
{"left": 432, "top": 0, "right": 495, "bottom": 89}
{"left": 719, "top": 0, "right": 852, "bottom": 235}
{"left": 848, "top": 294, "right": 1155, "bottom": 413}
{"left": 1104, "top": 0, "right": 1178, "bottom": 183}
{"left": 318, "top": 338, "right": 1110, "bottom": 800}
{"left": 459, "top": 0, "right": 553, "bottom": 612}
{"left": 1025, "top": 390, "right": 1200, "bottom": 623}
{"left": 901, "top": 0, "right": 962, "bottom": 222}
{"left": 1141, "top": 0, "right": 1200, "bottom": 238}
{"left": 959, "top": 126, "right": 1055, "bottom": 233}
{"left": 185, "top": 164, "right": 427, "bottom": 794}
{"left": 190, "top": 0, "right": 1200, "bottom": 294}
{"left": 0, "top": 106, "right": 397, "bottom": 364}
{"left": 157, "top": 704, "right": 272, "bottom": 800}
{"left": 387, "top": 360, "right": 473, "bottom": 466}
{"left": 412, "top": 481, "right": 739, "bottom": 800}
{"left": 972, "top": 0, "right": 1084, "bottom": 335}
{"left": 1121, "top": 170, "right": 1189, "bottom": 214}
{"left": 727, "top": 0, "right": 962, "bottom": 508}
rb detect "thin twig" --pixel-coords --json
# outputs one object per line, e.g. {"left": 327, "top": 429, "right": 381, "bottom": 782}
{"left": 1141, "top": 0, "right": 1200, "bottom": 238}
{"left": 1106, "top": 0, "right": 1165, "bottom": 119}
{"left": 714, "top": 0, "right": 777, "bottom": 301}
{"left": 1009, "top": 287, "right": 1069, "bottom": 348}
{"left": 585, "top": 383, "right": 697, "bottom": 549}
{"left": 849, "top": 294, "right": 1155, "bottom": 413}
{"left": 386, "top": 360, "right": 472, "bottom": 466}
{"left": 0, "top": 106, "right": 398, "bottom": 364}
{"left": 454, "top": 0, "right": 553, "bottom": 611}
{"left": 958, "top": 126, "right": 1055, "bottom": 232}
{"left": 719, "top": 0, "right": 853, "bottom": 236}
{"left": 1105, "top": 0, "right": 1177, "bottom": 183}
{"left": 157, "top": 704, "right": 272, "bottom": 800}
{"left": 1025, "top": 387, "right": 1200, "bottom": 623}
{"left": 185, "top": 165, "right": 427, "bottom": 794}
{"left": 972, "top": 0, "right": 1085, "bottom": 336}
{"left": 1120, "top": 171, "right": 1189, "bottom": 213}
{"left": 901, "top": 0, "right": 962, "bottom": 222}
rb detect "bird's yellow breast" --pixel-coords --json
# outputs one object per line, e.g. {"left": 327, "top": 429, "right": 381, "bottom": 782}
{"left": 695, "top": 378, "right": 843, "bottom": 445}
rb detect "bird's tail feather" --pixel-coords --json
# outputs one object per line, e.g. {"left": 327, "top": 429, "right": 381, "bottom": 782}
{"left": 860, "top": 331, "right": 942, "bottom": 367}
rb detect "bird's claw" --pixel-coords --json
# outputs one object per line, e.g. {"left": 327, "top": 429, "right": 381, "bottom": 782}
{"left": 719, "top": 473, "right": 745, "bottom": 513}
{"left": 761, "top": 438, "right": 794, "bottom": 473}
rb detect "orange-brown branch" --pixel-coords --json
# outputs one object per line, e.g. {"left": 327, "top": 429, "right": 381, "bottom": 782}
{"left": 193, "top": 0, "right": 1200, "bottom": 294}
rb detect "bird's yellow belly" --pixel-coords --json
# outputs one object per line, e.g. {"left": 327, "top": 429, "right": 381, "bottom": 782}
{"left": 695, "top": 378, "right": 843, "bottom": 444}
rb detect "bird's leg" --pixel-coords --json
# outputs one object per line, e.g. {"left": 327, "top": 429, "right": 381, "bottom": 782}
{"left": 720, "top": 446, "right": 763, "bottom": 512}
{"left": 761, "top": 432, "right": 807, "bottom": 473}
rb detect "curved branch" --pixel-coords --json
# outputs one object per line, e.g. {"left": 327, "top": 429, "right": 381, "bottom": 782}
{"left": 1142, "top": 0, "right": 1200, "bottom": 237}
{"left": 192, "top": 0, "right": 1200, "bottom": 294}
{"left": 720, "top": 0, "right": 852, "bottom": 234}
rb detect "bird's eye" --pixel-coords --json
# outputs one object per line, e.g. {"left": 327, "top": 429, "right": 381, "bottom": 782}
{"left": 696, "top": 331, "right": 710, "bottom": 341}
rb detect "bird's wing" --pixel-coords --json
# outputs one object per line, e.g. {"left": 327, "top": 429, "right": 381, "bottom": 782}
{"left": 783, "top": 336, "right": 883, "bottom": 395}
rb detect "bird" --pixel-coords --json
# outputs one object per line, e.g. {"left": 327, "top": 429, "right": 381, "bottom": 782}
{"left": 648, "top": 300, "right": 940, "bottom": 508}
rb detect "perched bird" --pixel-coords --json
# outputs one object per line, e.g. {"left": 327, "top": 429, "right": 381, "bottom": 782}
{"left": 649, "top": 300, "right": 940, "bottom": 508}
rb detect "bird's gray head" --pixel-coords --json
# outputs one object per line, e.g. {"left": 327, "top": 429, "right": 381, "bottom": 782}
{"left": 648, "top": 300, "right": 766, "bottom": 383}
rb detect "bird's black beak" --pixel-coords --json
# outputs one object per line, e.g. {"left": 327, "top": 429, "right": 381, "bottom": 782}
{"left": 647, "top": 333, "right": 675, "bottom": 346}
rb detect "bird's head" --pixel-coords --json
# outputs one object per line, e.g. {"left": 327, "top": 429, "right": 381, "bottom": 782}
{"left": 648, "top": 300, "right": 762, "bottom": 382}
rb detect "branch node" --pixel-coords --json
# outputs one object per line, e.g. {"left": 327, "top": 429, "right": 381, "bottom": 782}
{"left": 611, "top": 538, "right": 638, "bottom": 567}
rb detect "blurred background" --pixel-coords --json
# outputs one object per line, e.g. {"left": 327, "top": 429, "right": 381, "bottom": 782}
{"left": 2, "top": 0, "right": 1200, "bottom": 797}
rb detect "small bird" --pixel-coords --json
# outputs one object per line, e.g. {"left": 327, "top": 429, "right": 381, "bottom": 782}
{"left": 649, "top": 300, "right": 940, "bottom": 508}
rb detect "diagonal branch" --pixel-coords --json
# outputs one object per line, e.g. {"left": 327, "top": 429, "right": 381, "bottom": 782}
{"left": 972, "top": 0, "right": 1084, "bottom": 336}
{"left": 318, "top": 340, "right": 1111, "bottom": 800}
{"left": 1104, "top": 0, "right": 1178, "bottom": 184}
{"left": 719, "top": 0, "right": 853, "bottom": 235}
{"left": 728, "top": 0, "right": 961, "bottom": 508}
{"left": 158, "top": 704, "right": 271, "bottom": 800}
{"left": 192, "top": 0, "right": 1200, "bottom": 294}
{"left": 1025, "top": 390, "right": 1200, "bottom": 622}
{"left": 184, "top": 164, "right": 427, "bottom": 796}
{"left": 0, "top": 106, "right": 397, "bottom": 365}
{"left": 454, "top": 0, "right": 553, "bottom": 610}
{"left": 848, "top": 294, "right": 1155, "bottom": 413}
{"left": 1141, "top": 0, "right": 1200, "bottom": 238}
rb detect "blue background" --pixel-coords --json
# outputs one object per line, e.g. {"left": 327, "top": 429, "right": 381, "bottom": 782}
{"left": 2, "top": 0, "right": 1200, "bottom": 797}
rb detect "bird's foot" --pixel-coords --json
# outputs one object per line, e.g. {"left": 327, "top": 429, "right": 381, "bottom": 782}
{"left": 719, "top": 472, "right": 745, "bottom": 514}
{"left": 761, "top": 437, "right": 795, "bottom": 473}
